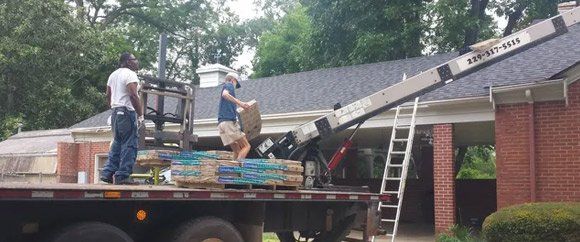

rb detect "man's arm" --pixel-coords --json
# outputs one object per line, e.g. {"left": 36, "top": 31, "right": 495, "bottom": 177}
{"left": 222, "top": 89, "right": 250, "bottom": 109}
{"left": 106, "top": 86, "right": 112, "bottom": 108}
{"left": 127, "top": 82, "right": 143, "bottom": 117}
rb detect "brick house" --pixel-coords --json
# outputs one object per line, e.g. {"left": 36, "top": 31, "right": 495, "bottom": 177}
{"left": 1, "top": 6, "right": 579, "bottom": 235}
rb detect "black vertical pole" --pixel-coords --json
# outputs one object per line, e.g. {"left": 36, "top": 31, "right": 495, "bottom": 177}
{"left": 155, "top": 32, "right": 168, "bottom": 146}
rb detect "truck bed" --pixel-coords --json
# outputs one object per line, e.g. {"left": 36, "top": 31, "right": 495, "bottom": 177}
{"left": 0, "top": 183, "right": 390, "bottom": 202}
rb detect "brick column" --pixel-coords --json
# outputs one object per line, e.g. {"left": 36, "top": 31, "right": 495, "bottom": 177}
{"left": 433, "top": 124, "right": 455, "bottom": 233}
{"left": 495, "top": 103, "right": 532, "bottom": 209}
{"left": 56, "top": 142, "right": 79, "bottom": 183}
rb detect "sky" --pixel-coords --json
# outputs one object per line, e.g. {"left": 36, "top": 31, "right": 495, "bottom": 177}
{"left": 226, "top": 0, "right": 262, "bottom": 74}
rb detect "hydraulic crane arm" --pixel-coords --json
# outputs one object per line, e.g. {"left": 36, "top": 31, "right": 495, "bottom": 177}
{"left": 256, "top": 7, "right": 580, "bottom": 163}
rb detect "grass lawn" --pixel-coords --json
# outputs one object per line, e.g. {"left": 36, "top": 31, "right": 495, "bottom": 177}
{"left": 263, "top": 233, "right": 280, "bottom": 242}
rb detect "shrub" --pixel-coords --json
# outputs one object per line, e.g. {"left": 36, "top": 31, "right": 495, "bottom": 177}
{"left": 482, "top": 202, "right": 580, "bottom": 242}
{"left": 437, "top": 224, "right": 483, "bottom": 242}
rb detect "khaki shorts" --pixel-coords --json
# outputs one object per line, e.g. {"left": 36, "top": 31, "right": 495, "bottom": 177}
{"left": 218, "top": 121, "right": 246, "bottom": 146}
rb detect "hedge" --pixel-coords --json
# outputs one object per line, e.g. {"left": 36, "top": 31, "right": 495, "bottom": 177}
{"left": 482, "top": 202, "right": 580, "bottom": 242}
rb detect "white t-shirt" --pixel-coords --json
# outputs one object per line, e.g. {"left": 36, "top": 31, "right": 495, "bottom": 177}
{"left": 107, "top": 68, "right": 140, "bottom": 111}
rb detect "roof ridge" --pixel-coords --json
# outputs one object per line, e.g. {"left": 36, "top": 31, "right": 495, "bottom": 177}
{"left": 9, "top": 129, "right": 71, "bottom": 139}
{"left": 248, "top": 52, "right": 457, "bottom": 82}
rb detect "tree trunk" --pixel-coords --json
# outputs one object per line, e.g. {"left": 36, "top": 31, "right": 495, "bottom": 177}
{"left": 463, "top": 0, "right": 490, "bottom": 48}
{"left": 503, "top": 3, "right": 527, "bottom": 37}
{"left": 455, "top": 146, "right": 468, "bottom": 177}
{"left": 74, "top": 0, "right": 85, "bottom": 21}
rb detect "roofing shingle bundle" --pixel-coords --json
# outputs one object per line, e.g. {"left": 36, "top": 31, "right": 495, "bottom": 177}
{"left": 237, "top": 99, "right": 261, "bottom": 141}
{"left": 136, "top": 150, "right": 235, "bottom": 165}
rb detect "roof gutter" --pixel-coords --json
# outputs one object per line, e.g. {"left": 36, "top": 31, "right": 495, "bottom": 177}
{"left": 491, "top": 79, "right": 563, "bottom": 93}
{"left": 0, "top": 152, "right": 58, "bottom": 158}
{"left": 490, "top": 79, "right": 566, "bottom": 109}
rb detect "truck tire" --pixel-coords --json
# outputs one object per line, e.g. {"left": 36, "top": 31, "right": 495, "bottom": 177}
{"left": 48, "top": 222, "right": 133, "bottom": 242}
{"left": 171, "top": 216, "right": 243, "bottom": 242}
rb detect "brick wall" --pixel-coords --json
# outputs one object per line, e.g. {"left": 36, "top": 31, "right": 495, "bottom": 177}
{"left": 495, "top": 103, "right": 532, "bottom": 208}
{"left": 78, "top": 141, "right": 110, "bottom": 183}
{"left": 433, "top": 124, "right": 455, "bottom": 233}
{"left": 495, "top": 80, "right": 580, "bottom": 208}
{"left": 56, "top": 141, "right": 110, "bottom": 183}
{"left": 534, "top": 81, "right": 580, "bottom": 202}
{"left": 56, "top": 142, "right": 79, "bottom": 183}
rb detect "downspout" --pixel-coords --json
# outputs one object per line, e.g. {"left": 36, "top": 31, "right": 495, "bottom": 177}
{"left": 525, "top": 89, "right": 536, "bottom": 202}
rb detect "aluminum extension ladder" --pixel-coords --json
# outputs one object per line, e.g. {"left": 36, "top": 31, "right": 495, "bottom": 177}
{"left": 373, "top": 97, "right": 419, "bottom": 242}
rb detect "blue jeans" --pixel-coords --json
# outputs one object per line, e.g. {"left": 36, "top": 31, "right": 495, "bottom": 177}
{"left": 102, "top": 107, "right": 138, "bottom": 181}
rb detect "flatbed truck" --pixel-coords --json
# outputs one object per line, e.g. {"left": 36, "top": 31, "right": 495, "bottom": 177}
{"left": 0, "top": 183, "right": 387, "bottom": 242}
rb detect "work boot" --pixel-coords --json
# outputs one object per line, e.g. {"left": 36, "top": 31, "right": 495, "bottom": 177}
{"left": 114, "top": 176, "right": 138, "bottom": 185}
{"left": 99, "top": 175, "right": 113, "bottom": 184}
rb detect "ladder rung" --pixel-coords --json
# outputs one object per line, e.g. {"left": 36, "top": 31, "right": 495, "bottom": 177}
{"left": 386, "top": 233, "right": 394, "bottom": 237}
{"left": 382, "top": 191, "right": 399, "bottom": 194}
{"left": 381, "top": 204, "right": 398, "bottom": 208}
{"left": 384, "top": 177, "right": 401, "bottom": 180}
{"left": 390, "top": 151, "right": 405, "bottom": 155}
{"left": 393, "top": 138, "right": 408, "bottom": 142}
{"left": 395, "top": 125, "right": 410, "bottom": 129}
{"left": 382, "top": 219, "right": 396, "bottom": 223}
{"left": 388, "top": 164, "right": 403, "bottom": 167}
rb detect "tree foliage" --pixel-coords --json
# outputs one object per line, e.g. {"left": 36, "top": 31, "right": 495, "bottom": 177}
{"left": 67, "top": 0, "right": 247, "bottom": 83}
{"left": 252, "top": 0, "right": 427, "bottom": 77}
{"left": 253, "top": 0, "right": 569, "bottom": 77}
{"left": 252, "top": 5, "right": 311, "bottom": 78}
{"left": 492, "top": 0, "right": 572, "bottom": 37}
{"left": 0, "top": 0, "right": 251, "bottom": 140}
{"left": 427, "top": 0, "right": 498, "bottom": 53}
{"left": 0, "top": 0, "right": 122, "bottom": 139}
{"left": 302, "top": 0, "right": 426, "bottom": 68}
{"left": 456, "top": 145, "right": 496, "bottom": 179}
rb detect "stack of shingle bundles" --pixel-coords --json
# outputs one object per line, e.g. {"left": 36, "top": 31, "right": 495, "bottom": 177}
{"left": 169, "top": 151, "right": 239, "bottom": 185}
{"left": 167, "top": 150, "right": 304, "bottom": 188}
{"left": 217, "top": 159, "right": 303, "bottom": 187}
{"left": 136, "top": 150, "right": 179, "bottom": 166}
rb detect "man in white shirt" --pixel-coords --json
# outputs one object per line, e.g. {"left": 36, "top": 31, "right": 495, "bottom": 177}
{"left": 100, "top": 52, "right": 143, "bottom": 185}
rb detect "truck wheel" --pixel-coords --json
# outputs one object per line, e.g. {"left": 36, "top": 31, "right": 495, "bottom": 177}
{"left": 171, "top": 216, "right": 243, "bottom": 242}
{"left": 48, "top": 222, "right": 133, "bottom": 242}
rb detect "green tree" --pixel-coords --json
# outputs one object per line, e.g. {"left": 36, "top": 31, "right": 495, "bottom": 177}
{"left": 252, "top": 0, "right": 428, "bottom": 77}
{"left": 302, "top": 0, "right": 426, "bottom": 68}
{"left": 493, "top": 0, "right": 572, "bottom": 37}
{"left": 252, "top": 0, "right": 570, "bottom": 77}
{"left": 348, "top": 0, "right": 425, "bottom": 64}
{"left": 456, "top": 145, "right": 496, "bottom": 179}
{"left": 0, "top": 0, "right": 127, "bottom": 140}
{"left": 68, "top": 0, "right": 247, "bottom": 84}
{"left": 427, "top": 0, "right": 498, "bottom": 53}
{"left": 252, "top": 5, "right": 312, "bottom": 78}
{"left": 0, "top": 0, "right": 254, "bottom": 141}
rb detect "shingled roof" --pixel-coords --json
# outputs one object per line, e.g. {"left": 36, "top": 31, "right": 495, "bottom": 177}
{"left": 0, "top": 129, "right": 72, "bottom": 156}
{"left": 71, "top": 23, "right": 580, "bottom": 129}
